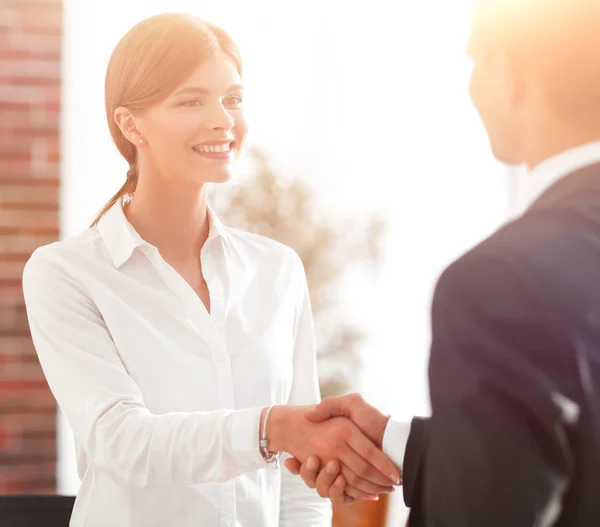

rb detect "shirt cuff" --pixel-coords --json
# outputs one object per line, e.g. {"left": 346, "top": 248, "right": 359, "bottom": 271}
{"left": 230, "top": 406, "right": 268, "bottom": 466}
{"left": 382, "top": 417, "right": 412, "bottom": 470}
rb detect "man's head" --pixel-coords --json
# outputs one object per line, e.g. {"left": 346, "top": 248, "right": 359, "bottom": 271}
{"left": 468, "top": 0, "right": 600, "bottom": 167}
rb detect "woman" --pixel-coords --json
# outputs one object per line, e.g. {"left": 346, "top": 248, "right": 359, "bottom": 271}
{"left": 22, "top": 13, "right": 400, "bottom": 526}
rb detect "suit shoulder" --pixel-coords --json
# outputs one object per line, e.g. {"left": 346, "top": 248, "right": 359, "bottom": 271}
{"left": 439, "top": 208, "right": 589, "bottom": 304}
{"left": 451, "top": 210, "right": 579, "bottom": 273}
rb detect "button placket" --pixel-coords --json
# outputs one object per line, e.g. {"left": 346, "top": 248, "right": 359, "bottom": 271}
{"left": 203, "top": 242, "right": 237, "bottom": 527}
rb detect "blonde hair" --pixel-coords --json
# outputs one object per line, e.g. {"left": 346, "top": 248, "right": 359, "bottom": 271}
{"left": 90, "top": 13, "right": 242, "bottom": 227}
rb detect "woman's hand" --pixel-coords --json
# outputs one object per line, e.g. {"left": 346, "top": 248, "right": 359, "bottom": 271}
{"left": 266, "top": 406, "right": 400, "bottom": 496}
{"left": 284, "top": 456, "right": 389, "bottom": 504}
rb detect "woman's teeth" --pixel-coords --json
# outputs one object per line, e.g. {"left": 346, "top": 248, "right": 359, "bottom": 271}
{"left": 194, "top": 143, "right": 231, "bottom": 153}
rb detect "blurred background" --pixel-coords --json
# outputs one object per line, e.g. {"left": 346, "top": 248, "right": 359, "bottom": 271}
{"left": 0, "top": 0, "right": 520, "bottom": 525}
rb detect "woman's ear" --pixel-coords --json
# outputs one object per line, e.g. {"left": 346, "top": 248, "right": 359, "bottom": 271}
{"left": 114, "top": 107, "right": 143, "bottom": 145}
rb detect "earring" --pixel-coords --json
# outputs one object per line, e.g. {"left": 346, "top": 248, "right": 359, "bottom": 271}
{"left": 138, "top": 138, "right": 144, "bottom": 145}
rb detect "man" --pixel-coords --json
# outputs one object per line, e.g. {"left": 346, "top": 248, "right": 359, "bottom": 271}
{"left": 286, "top": 1, "right": 600, "bottom": 525}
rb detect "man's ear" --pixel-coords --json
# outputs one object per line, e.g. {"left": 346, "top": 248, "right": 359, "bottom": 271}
{"left": 114, "top": 107, "right": 144, "bottom": 145}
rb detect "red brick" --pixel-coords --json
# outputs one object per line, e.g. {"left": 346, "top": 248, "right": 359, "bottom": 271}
{"left": 0, "top": 361, "right": 43, "bottom": 383}
{"left": 0, "top": 58, "right": 60, "bottom": 78}
{"left": 0, "top": 423, "right": 22, "bottom": 453}
{"left": 0, "top": 226, "right": 58, "bottom": 237}
{"left": 0, "top": 463, "right": 56, "bottom": 494}
{"left": 0, "top": 251, "right": 31, "bottom": 260}
{"left": 21, "top": 432, "right": 55, "bottom": 454}
{"left": 0, "top": 352, "right": 44, "bottom": 381}
{"left": 0, "top": 75, "right": 60, "bottom": 86}
{"left": 0, "top": 150, "right": 30, "bottom": 162}
{"left": 0, "top": 158, "right": 59, "bottom": 179}
{"left": 1, "top": 0, "right": 61, "bottom": 494}
{"left": 0, "top": 45, "right": 60, "bottom": 61}
{"left": 19, "top": 22, "right": 62, "bottom": 37}
{"left": 0, "top": 208, "right": 58, "bottom": 231}
{"left": 11, "top": 4, "right": 61, "bottom": 29}
{"left": 1, "top": 175, "right": 60, "bottom": 186}
{"left": 10, "top": 33, "right": 61, "bottom": 55}
{"left": 0, "top": 100, "right": 32, "bottom": 111}
{"left": 0, "top": 7, "right": 19, "bottom": 30}
{"left": 0, "top": 305, "right": 30, "bottom": 333}
{"left": 0, "top": 430, "right": 56, "bottom": 459}
{"left": 0, "top": 285, "right": 25, "bottom": 308}
{"left": 0, "top": 108, "right": 60, "bottom": 129}
{"left": 0, "top": 259, "right": 26, "bottom": 279}
{"left": 0, "top": 155, "right": 59, "bottom": 175}
{"left": 0, "top": 231, "right": 57, "bottom": 254}
{"left": 0, "top": 90, "right": 59, "bottom": 121}
{"left": 3, "top": 409, "right": 56, "bottom": 433}
{"left": 0, "top": 453, "right": 56, "bottom": 468}
{"left": 0, "top": 336, "right": 36, "bottom": 357}
{"left": 0, "top": 380, "right": 55, "bottom": 412}
{"left": 0, "top": 137, "right": 60, "bottom": 164}
{"left": 0, "top": 84, "right": 45, "bottom": 105}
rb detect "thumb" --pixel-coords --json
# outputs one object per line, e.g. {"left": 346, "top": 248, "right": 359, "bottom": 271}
{"left": 304, "top": 397, "right": 346, "bottom": 423}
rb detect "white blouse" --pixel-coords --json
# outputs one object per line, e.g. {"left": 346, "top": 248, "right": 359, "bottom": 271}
{"left": 22, "top": 200, "right": 331, "bottom": 527}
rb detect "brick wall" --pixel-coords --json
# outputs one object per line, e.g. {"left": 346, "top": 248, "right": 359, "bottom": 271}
{"left": 0, "top": 0, "right": 61, "bottom": 494}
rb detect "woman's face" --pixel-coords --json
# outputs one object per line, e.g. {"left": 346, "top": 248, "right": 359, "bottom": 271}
{"left": 136, "top": 52, "right": 247, "bottom": 187}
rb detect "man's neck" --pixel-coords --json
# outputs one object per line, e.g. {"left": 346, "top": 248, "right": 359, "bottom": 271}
{"left": 523, "top": 122, "right": 600, "bottom": 170}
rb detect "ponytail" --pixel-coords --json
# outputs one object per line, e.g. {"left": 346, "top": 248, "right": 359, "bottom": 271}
{"left": 90, "top": 165, "right": 138, "bottom": 227}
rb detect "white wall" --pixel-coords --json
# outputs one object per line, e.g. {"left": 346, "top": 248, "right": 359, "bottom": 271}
{"left": 61, "top": 1, "right": 510, "bottom": 524}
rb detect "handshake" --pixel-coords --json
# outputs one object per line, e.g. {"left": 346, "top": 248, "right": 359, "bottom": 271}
{"left": 261, "top": 394, "right": 402, "bottom": 505}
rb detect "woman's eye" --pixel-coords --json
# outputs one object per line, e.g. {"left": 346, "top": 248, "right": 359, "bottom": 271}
{"left": 181, "top": 99, "right": 202, "bottom": 107}
{"left": 225, "top": 95, "right": 243, "bottom": 107}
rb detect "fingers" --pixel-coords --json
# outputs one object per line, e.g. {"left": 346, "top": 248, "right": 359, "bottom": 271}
{"left": 299, "top": 456, "right": 321, "bottom": 489}
{"left": 347, "top": 429, "right": 401, "bottom": 486}
{"left": 315, "top": 460, "right": 380, "bottom": 506}
{"left": 305, "top": 394, "right": 359, "bottom": 423}
{"left": 339, "top": 462, "right": 395, "bottom": 496}
{"left": 344, "top": 483, "right": 380, "bottom": 503}
{"left": 291, "top": 456, "right": 381, "bottom": 506}
{"left": 330, "top": 474, "right": 355, "bottom": 506}
{"left": 304, "top": 397, "right": 344, "bottom": 423}
{"left": 315, "top": 459, "right": 340, "bottom": 498}
{"left": 284, "top": 457, "right": 301, "bottom": 475}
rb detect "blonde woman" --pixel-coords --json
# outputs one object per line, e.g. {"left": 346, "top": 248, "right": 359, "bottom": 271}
{"left": 22, "top": 13, "right": 400, "bottom": 527}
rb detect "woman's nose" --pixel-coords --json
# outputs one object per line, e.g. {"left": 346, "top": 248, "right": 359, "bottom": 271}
{"left": 204, "top": 103, "right": 234, "bottom": 131}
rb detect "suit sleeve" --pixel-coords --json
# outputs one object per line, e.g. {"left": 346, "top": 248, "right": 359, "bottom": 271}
{"left": 414, "top": 251, "right": 577, "bottom": 527}
{"left": 400, "top": 417, "right": 428, "bottom": 512}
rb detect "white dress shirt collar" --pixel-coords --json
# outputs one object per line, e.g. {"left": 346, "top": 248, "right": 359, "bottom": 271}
{"left": 97, "top": 198, "right": 228, "bottom": 268}
{"left": 518, "top": 141, "right": 600, "bottom": 211}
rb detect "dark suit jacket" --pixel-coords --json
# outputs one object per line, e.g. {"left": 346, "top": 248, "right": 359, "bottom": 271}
{"left": 402, "top": 162, "right": 600, "bottom": 527}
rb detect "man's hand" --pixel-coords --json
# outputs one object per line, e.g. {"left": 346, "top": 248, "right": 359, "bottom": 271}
{"left": 306, "top": 394, "right": 392, "bottom": 449}
{"left": 266, "top": 405, "right": 400, "bottom": 496}
{"left": 283, "top": 394, "right": 401, "bottom": 504}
